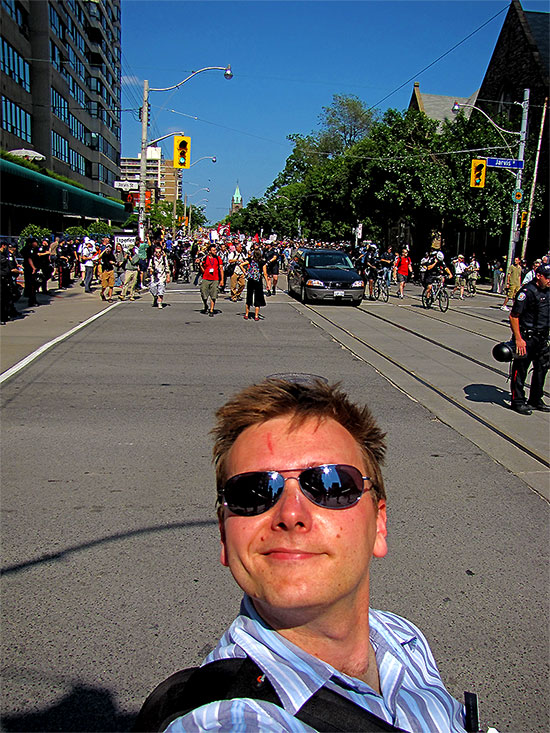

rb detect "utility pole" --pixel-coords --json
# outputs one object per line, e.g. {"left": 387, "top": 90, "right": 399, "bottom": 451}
{"left": 505, "top": 88, "right": 529, "bottom": 278}
{"left": 138, "top": 80, "right": 149, "bottom": 242}
{"left": 522, "top": 96, "right": 547, "bottom": 259}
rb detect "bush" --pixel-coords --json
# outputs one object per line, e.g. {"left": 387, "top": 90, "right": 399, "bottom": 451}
{"left": 64, "top": 225, "right": 87, "bottom": 238}
{"left": 87, "top": 221, "right": 114, "bottom": 238}
{"left": 18, "top": 223, "right": 52, "bottom": 250}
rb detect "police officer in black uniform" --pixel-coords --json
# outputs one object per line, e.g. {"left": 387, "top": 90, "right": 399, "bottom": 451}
{"left": 36, "top": 238, "right": 52, "bottom": 293}
{"left": 509, "top": 263, "right": 550, "bottom": 414}
{"left": 57, "top": 238, "right": 73, "bottom": 288}
{"left": 21, "top": 237, "right": 39, "bottom": 306}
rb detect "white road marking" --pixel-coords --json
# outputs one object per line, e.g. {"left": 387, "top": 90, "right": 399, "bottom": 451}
{"left": 0, "top": 302, "right": 120, "bottom": 384}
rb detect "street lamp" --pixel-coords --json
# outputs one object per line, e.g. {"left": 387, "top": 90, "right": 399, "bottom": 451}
{"left": 138, "top": 66, "right": 231, "bottom": 240}
{"left": 190, "top": 156, "right": 216, "bottom": 167}
{"left": 452, "top": 90, "right": 529, "bottom": 277}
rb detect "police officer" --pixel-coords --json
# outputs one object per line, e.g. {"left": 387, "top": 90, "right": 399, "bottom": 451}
{"left": 36, "top": 238, "right": 52, "bottom": 293}
{"left": 57, "top": 238, "right": 73, "bottom": 288}
{"left": 21, "top": 237, "right": 39, "bottom": 307}
{"left": 509, "top": 263, "right": 550, "bottom": 414}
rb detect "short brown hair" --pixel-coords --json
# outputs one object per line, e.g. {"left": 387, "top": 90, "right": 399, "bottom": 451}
{"left": 212, "top": 378, "right": 386, "bottom": 503}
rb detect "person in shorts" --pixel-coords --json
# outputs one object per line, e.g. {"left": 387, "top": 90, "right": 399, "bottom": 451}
{"left": 100, "top": 242, "right": 116, "bottom": 302}
{"left": 393, "top": 248, "right": 413, "bottom": 299}
{"left": 200, "top": 244, "right": 224, "bottom": 317}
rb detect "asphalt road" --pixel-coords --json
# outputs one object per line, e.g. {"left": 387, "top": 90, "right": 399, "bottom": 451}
{"left": 1, "top": 280, "right": 548, "bottom": 733}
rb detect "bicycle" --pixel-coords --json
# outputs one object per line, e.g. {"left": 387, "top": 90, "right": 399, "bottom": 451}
{"left": 422, "top": 277, "right": 449, "bottom": 312}
{"left": 373, "top": 270, "right": 389, "bottom": 302}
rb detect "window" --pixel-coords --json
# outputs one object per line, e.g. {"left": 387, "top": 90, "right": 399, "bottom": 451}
{"left": 1, "top": 37, "right": 30, "bottom": 91}
{"left": 2, "top": 0, "right": 28, "bottom": 29}
{"left": 50, "top": 41, "right": 68, "bottom": 78}
{"left": 66, "top": 75, "right": 86, "bottom": 109}
{"left": 49, "top": 4, "right": 65, "bottom": 41}
{"left": 69, "top": 148, "right": 86, "bottom": 175}
{"left": 98, "top": 163, "right": 115, "bottom": 186}
{"left": 1, "top": 95, "right": 31, "bottom": 141}
{"left": 69, "top": 114, "right": 86, "bottom": 143}
{"left": 52, "top": 130, "right": 69, "bottom": 162}
{"left": 51, "top": 88, "right": 70, "bottom": 123}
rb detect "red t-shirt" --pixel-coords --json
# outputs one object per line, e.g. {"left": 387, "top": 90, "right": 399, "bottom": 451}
{"left": 202, "top": 255, "right": 222, "bottom": 281}
{"left": 395, "top": 256, "right": 411, "bottom": 277}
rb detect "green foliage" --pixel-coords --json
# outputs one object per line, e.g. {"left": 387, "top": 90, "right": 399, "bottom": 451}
{"left": 64, "top": 225, "right": 88, "bottom": 238}
{"left": 18, "top": 223, "right": 52, "bottom": 249}
{"left": 319, "top": 93, "right": 378, "bottom": 152}
{"left": 1, "top": 149, "right": 86, "bottom": 189}
{"left": 226, "top": 96, "right": 546, "bottom": 248}
{"left": 87, "top": 221, "right": 114, "bottom": 237}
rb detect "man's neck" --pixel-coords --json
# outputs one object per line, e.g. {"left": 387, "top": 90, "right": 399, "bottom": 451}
{"left": 252, "top": 596, "right": 379, "bottom": 689}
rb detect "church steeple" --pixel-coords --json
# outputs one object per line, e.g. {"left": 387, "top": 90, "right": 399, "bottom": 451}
{"left": 230, "top": 182, "right": 243, "bottom": 215}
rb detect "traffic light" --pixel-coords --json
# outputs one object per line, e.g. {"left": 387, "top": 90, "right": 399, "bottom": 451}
{"left": 520, "top": 211, "right": 528, "bottom": 228}
{"left": 470, "top": 159, "right": 486, "bottom": 188}
{"left": 173, "top": 135, "right": 191, "bottom": 169}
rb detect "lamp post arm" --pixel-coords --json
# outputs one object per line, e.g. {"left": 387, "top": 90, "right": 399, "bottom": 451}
{"left": 150, "top": 66, "right": 232, "bottom": 92}
{"left": 148, "top": 131, "right": 184, "bottom": 146}
{"left": 189, "top": 156, "right": 216, "bottom": 167}
{"left": 468, "top": 105, "right": 521, "bottom": 137}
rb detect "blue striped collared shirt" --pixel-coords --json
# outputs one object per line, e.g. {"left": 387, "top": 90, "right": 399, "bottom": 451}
{"left": 165, "top": 595, "right": 466, "bottom": 732}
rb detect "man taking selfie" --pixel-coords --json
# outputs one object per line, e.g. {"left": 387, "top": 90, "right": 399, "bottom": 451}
{"left": 135, "top": 378, "right": 467, "bottom": 732}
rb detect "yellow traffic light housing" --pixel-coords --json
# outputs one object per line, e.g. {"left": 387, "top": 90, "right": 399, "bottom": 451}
{"left": 173, "top": 135, "right": 191, "bottom": 169}
{"left": 520, "top": 211, "right": 528, "bottom": 228}
{"left": 470, "top": 159, "right": 486, "bottom": 188}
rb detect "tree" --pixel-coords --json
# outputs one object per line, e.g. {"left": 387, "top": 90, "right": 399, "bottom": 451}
{"left": 318, "top": 94, "right": 378, "bottom": 152}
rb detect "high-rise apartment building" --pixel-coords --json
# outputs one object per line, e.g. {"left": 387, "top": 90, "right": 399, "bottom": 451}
{"left": 1, "top": 0, "right": 122, "bottom": 197}
{"left": 120, "top": 148, "right": 182, "bottom": 203}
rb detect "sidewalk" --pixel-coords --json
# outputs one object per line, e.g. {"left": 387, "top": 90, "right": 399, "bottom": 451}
{"left": 0, "top": 280, "right": 121, "bottom": 374}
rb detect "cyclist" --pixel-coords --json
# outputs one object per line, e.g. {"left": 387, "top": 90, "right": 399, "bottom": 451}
{"left": 423, "top": 248, "right": 452, "bottom": 301}
{"left": 357, "top": 243, "right": 379, "bottom": 300}
{"left": 379, "top": 244, "right": 394, "bottom": 288}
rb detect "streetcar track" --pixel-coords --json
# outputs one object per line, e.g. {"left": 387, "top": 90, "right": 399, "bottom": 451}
{"left": 357, "top": 305, "right": 511, "bottom": 380}
{"left": 404, "top": 291, "right": 512, "bottom": 329}
{"left": 298, "top": 302, "right": 549, "bottom": 469}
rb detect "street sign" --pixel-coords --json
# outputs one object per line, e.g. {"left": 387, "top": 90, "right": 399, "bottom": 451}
{"left": 114, "top": 180, "right": 138, "bottom": 191}
{"left": 486, "top": 158, "right": 524, "bottom": 170}
{"left": 513, "top": 189, "right": 523, "bottom": 203}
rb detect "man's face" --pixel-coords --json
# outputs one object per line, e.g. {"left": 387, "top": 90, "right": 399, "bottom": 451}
{"left": 536, "top": 272, "right": 550, "bottom": 290}
{"left": 210, "top": 246, "right": 217, "bottom": 256}
{"left": 514, "top": 257, "right": 520, "bottom": 265}
{"left": 219, "top": 415, "right": 387, "bottom": 625}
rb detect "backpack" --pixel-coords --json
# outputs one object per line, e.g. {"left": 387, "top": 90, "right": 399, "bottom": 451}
{"left": 132, "top": 656, "right": 407, "bottom": 732}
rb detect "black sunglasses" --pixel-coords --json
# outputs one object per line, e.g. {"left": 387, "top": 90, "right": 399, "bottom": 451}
{"left": 221, "top": 464, "right": 373, "bottom": 516}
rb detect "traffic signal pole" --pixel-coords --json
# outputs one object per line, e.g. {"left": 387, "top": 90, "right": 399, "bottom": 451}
{"left": 505, "top": 88, "right": 529, "bottom": 278}
{"left": 138, "top": 79, "right": 149, "bottom": 242}
{"left": 522, "top": 96, "right": 547, "bottom": 259}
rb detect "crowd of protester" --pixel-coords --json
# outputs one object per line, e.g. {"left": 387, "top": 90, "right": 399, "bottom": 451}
{"left": 1, "top": 228, "right": 549, "bottom": 324}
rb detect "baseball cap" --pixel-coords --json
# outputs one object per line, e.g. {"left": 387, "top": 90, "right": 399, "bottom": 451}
{"left": 536, "top": 264, "right": 550, "bottom": 276}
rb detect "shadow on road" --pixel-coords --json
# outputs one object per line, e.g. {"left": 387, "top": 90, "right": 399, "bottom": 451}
{"left": 1, "top": 519, "right": 217, "bottom": 577}
{"left": 464, "top": 383, "right": 510, "bottom": 407}
{"left": 1, "top": 683, "right": 135, "bottom": 732}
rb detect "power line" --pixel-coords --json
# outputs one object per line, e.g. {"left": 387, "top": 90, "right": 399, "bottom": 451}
{"left": 367, "top": 4, "right": 509, "bottom": 111}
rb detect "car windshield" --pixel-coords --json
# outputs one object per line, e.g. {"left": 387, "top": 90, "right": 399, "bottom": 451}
{"left": 306, "top": 253, "right": 353, "bottom": 269}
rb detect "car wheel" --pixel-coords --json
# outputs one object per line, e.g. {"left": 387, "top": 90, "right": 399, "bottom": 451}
{"left": 300, "top": 284, "right": 308, "bottom": 304}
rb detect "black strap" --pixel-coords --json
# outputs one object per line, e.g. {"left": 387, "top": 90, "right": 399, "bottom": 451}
{"left": 132, "top": 657, "right": 407, "bottom": 732}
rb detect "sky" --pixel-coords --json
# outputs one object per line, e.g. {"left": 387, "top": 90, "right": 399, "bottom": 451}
{"left": 121, "top": 0, "right": 548, "bottom": 224}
